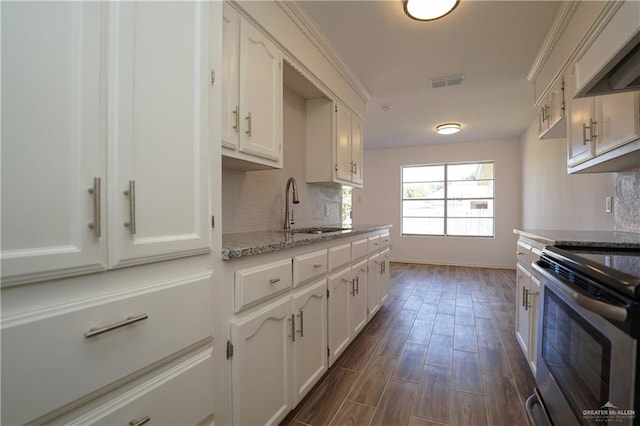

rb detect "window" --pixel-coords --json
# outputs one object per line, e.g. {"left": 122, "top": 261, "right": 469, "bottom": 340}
{"left": 402, "top": 162, "right": 494, "bottom": 237}
{"left": 342, "top": 186, "right": 352, "bottom": 228}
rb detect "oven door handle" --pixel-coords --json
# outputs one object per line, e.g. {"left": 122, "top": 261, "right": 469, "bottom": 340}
{"left": 533, "top": 262, "right": 628, "bottom": 323}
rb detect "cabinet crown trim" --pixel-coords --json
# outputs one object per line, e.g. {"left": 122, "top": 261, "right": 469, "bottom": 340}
{"left": 527, "top": 1, "right": 580, "bottom": 82}
{"left": 276, "top": 1, "right": 371, "bottom": 104}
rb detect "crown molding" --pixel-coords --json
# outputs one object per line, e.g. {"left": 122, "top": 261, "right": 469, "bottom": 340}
{"left": 276, "top": 0, "right": 372, "bottom": 103}
{"left": 527, "top": 1, "right": 580, "bottom": 82}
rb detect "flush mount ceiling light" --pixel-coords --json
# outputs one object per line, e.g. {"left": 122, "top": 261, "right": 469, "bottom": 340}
{"left": 436, "top": 123, "right": 461, "bottom": 135}
{"left": 403, "top": 0, "right": 460, "bottom": 21}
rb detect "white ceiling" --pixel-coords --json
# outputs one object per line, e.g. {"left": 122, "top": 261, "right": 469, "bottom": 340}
{"left": 299, "top": 0, "right": 562, "bottom": 149}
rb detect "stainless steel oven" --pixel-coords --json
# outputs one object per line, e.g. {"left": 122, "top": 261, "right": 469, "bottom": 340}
{"left": 526, "top": 246, "right": 640, "bottom": 426}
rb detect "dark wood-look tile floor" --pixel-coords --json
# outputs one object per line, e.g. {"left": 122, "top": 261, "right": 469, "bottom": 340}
{"left": 281, "top": 263, "right": 536, "bottom": 426}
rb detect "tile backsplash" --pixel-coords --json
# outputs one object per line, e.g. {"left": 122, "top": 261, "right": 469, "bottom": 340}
{"left": 615, "top": 169, "right": 640, "bottom": 233}
{"left": 221, "top": 86, "right": 342, "bottom": 234}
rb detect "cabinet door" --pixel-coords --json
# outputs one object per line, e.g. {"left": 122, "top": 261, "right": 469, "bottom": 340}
{"left": 231, "top": 296, "right": 292, "bottom": 426}
{"left": 351, "top": 260, "right": 368, "bottom": 336}
{"left": 567, "top": 88, "right": 595, "bottom": 166}
{"left": 108, "top": 2, "right": 211, "bottom": 267}
{"left": 515, "top": 264, "right": 531, "bottom": 359}
{"left": 379, "top": 249, "right": 390, "bottom": 304}
{"left": 221, "top": 3, "right": 240, "bottom": 150}
{"left": 292, "top": 279, "right": 328, "bottom": 404}
{"left": 1, "top": 2, "right": 107, "bottom": 285}
{"left": 239, "top": 21, "right": 282, "bottom": 163}
{"left": 351, "top": 115, "right": 364, "bottom": 186}
{"left": 528, "top": 274, "right": 541, "bottom": 374}
{"left": 328, "top": 267, "right": 351, "bottom": 365}
{"left": 367, "top": 254, "right": 381, "bottom": 318}
{"left": 335, "top": 103, "right": 353, "bottom": 182}
{"left": 537, "top": 104, "right": 549, "bottom": 137}
{"left": 547, "top": 80, "right": 565, "bottom": 130}
{"left": 596, "top": 91, "right": 640, "bottom": 156}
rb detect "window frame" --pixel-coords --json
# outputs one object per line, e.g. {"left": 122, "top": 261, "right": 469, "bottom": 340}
{"left": 401, "top": 161, "right": 495, "bottom": 238}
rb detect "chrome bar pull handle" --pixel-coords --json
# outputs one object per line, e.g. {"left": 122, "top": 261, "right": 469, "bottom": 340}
{"left": 290, "top": 314, "right": 296, "bottom": 342}
{"left": 582, "top": 119, "right": 597, "bottom": 145}
{"left": 522, "top": 286, "right": 526, "bottom": 308}
{"left": 85, "top": 314, "right": 148, "bottom": 338}
{"left": 269, "top": 278, "right": 280, "bottom": 285}
{"left": 123, "top": 180, "right": 136, "bottom": 235}
{"left": 129, "top": 416, "right": 151, "bottom": 426}
{"left": 88, "top": 177, "right": 101, "bottom": 238}
{"left": 297, "top": 310, "right": 304, "bottom": 337}
{"left": 232, "top": 106, "right": 239, "bottom": 132}
{"left": 245, "top": 112, "right": 252, "bottom": 137}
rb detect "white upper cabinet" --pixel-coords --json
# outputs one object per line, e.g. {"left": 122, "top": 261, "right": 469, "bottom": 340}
{"left": 537, "top": 77, "right": 566, "bottom": 140}
{"left": 597, "top": 92, "right": 640, "bottom": 156}
{"left": 336, "top": 105, "right": 364, "bottom": 186}
{"left": 221, "top": 3, "right": 283, "bottom": 170}
{"left": 107, "top": 2, "right": 211, "bottom": 267}
{"left": 221, "top": 3, "right": 240, "bottom": 151}
{"left": 350, "top": 114, "right": 364, "bottom": 186}
{"left": 335, "top": 104, "right": 353, "bottom": 182}
{"left": 567, "top": 71, "right": 640, "bottom": 173}
{"left": 567, "top": 72, "right": 596, "bottom": 166}
{"left": 306, "top": 99, "right": 365, "bottom": 188}
{"left": 1, "top": 1, "right": 212, "bottom": 285}
{"left": 1, "top": 2, "right": 107, "bottom": 285}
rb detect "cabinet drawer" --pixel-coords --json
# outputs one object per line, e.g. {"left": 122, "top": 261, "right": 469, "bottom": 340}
{"left": 516, "top": 241, "right": 539, "bottom": 270}
{"left": 367, "top": 235, "right": 381, "bottom": 253}
{"left": 67, "top": 347, "right": 213, "bottom": 425}
{"left": 328, "top": 243, "right": 351, "bottom": 272}
{"left": 293, "top": 249, "right": 328, "bottom": 288}
{"left": 1, "top": 276, "right": 212, "bottom": 425}
{"left": 380, "top": 231, "right": 390, "bottom": 248}
{"left": 235, "top": 258, "right": 292, "bottom": 312}
{"left": 351, "top": 238, "right": 368, "bottom": 261}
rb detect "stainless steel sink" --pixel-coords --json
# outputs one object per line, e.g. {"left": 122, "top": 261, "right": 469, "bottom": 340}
{"left": 284, "top": 227, "right": 352, "bottom": 234}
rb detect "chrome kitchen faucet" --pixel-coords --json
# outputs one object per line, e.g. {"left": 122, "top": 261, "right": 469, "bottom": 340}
{"left": 284, "top": 177, "right": 300, "bottom": 230}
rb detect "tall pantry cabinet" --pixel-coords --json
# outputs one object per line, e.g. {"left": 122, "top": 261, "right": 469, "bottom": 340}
{"left": 1, "top": 1, "right": 211, "bottom": 286}
{"left": 1, "top": 2, "right": 219, "bottom": 425}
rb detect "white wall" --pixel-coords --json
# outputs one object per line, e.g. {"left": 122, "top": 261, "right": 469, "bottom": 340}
{"left": 520, "top": 120, "right": 615, "bottom": 230}
{"left": 221, "top": 86, "right": 342, "bottom": 233}
{"left": 353, "top": 139, "right": 522, "bottom": 269}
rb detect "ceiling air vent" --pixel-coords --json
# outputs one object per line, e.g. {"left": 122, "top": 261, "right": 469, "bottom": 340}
{"left": 429, "top": 74, "right": 464, "bottom": 89}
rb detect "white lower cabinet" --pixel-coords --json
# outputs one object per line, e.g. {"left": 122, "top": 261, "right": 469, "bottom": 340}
{"left": 515, "top": 256, "right": 541, "bottom": 374}
{"left": 60, "top": 345, "right": 214, "bottom": 426}
{"left": 231, "top": 295, "right": 292, "bottom": 426}
{"left": 230, "top": 278, "right": 328, "bottom": 426}
{"left": 292, "top": 279, "right": 328, "bottom": 404}
{"left": 1, "top": 273, "right": 212, "bottom": 425}
{"left": 327, "top": 259, "right": 367, "bottom": 366}
{"left": 350, "top": 260, "right": 368, "bottom": 338}
{"left": 328, "top": 266, "right": 352, "bottom": 366}
{"left": 367, "top": 247, "right": 390, "bottom": 317}
{"left": 379, "top": 248, "right": 390, "bottom": 304}
{"left": 223, "top": 230, "right": 391, "bottom": 424}
{"left": 367, "top": 253, "right": 381, "bottom": 318}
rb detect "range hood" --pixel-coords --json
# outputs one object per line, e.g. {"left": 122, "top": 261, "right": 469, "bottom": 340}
{"left": 576, "top": 33, "right": 640, "bottom": 97}
{"left": 574, "top": 1, "right": 640, "bottom": 98}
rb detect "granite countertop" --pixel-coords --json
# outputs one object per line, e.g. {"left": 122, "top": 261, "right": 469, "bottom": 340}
{"left": 222, "top": 225, "right": 392, "bottom": 260}
{"left": 514, "top": 229, "right": 640, "bottom": 249}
